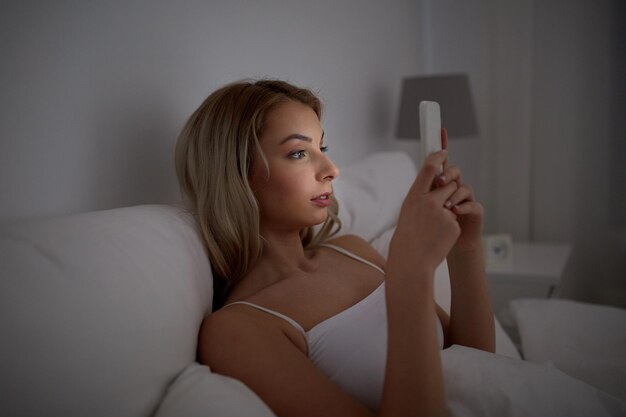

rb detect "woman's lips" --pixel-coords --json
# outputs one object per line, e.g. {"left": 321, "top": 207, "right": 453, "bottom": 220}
{"left": 311, "top": 193, "right": 332, "bottom": 207}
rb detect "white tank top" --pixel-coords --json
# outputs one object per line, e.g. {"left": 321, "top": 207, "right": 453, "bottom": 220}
{"left": 224, "top": 243, "right": 444, "bottom": 411}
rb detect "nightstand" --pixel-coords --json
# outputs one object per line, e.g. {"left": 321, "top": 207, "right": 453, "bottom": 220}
{"left": 486, "top": 241, "right": 572, "bottom": 316}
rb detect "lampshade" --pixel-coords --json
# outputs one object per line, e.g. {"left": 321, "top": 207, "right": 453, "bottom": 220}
{"left": 396, "top": 73, "right": 478, "bottom": 139}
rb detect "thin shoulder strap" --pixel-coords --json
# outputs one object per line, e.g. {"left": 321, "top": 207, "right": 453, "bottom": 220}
{"left": 319, "top": 243, "right": 385, "bottom": 275}
{"left": 224, "top": 301, "right": 306, "bottom": 336}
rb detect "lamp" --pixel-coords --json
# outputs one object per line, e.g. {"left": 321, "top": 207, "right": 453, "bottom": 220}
{"left": 396, "top": 73, "right": 478, "bottom": 139}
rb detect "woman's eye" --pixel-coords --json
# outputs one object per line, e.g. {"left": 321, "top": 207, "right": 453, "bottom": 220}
{"left": 320, "top": 145, "right": 329, "bottom": 153}
{"left": 289, "top": 150, "right": 306, "bottom": 159}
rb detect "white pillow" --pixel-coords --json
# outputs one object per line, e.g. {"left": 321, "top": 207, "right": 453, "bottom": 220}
{"left": 333, "top": 151, "right": 416, "bottom": 241}
{"left": 154, "top": 363, "right": 276, "bottom": 417}
{"left": 510, "top": 298, "right": 626, "bottom": 401}
{"left": 0, "top": 205, "right": 212, "bottom": 417}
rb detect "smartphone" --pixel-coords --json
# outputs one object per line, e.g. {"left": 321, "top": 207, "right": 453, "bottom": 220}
{"left": 419, "top": 101, "right": 443, "bottom": 173}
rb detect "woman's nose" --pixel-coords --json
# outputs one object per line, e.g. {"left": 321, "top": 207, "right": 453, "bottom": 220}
{"left": 320, "top": 155, "right": 339, "bottom": 182}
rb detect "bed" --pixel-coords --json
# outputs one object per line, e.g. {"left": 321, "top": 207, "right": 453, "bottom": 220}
{"left": 1, "top": 151, "right": 624, "bottom": 416}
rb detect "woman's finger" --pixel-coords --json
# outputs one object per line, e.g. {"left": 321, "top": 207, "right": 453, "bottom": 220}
{"left": 441, "top": 128, "right": 448, "bottom": 170}
{"left": 444, "top": 184, "right": 475, "bottom": 209}
{"left": 431, "top": 180, "right": 460, "bottom": 206}
{"left": 436, "top": 165, "right": 461, "bottom": 188}
{"left": 452, "top": 200, "right": 484, "bottom": 217}
{"left": 410, "top": 150, "right": 449, "bottom": 194}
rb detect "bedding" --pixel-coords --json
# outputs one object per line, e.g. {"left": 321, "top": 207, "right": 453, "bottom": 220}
{"left": 154, "top": 363, "right": 275, "bottom": 417}
{"left": 443, "top": 345, "right": 626, "bottom": 417}
{"left": 510, "top": 298, "right": 626, "bottom": 401}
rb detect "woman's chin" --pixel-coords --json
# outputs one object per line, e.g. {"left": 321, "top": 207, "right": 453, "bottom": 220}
{"left": 305, "top": 212, "right": 329, "bottom": 228}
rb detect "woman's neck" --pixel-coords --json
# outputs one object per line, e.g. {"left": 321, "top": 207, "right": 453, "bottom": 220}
{"left": 260, "top": 233, "right": 318, "bottom": 274}
{"left": 226, "top": 229, "right": 319, "bottom": 303}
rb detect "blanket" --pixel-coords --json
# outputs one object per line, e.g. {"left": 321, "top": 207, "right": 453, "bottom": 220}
{"left": 442, "top": 345, "right": 626, "bottom": 417}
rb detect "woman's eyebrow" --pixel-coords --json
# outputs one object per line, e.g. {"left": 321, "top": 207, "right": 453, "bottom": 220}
{"left": 279, "top": 134, "right": 312, "bottom": 145}
{"left": 278, "top": 131, "right": 325, "bottom": 145}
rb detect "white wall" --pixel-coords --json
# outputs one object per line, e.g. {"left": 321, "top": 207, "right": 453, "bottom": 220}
{"left": 422, "top": 0, "right": 625, "bottom": 307}
{"left": 530, "top": 0, "right": 625, "bottom": 306}
{"left": 407, "top": 0, "right": 535, "bottom": 239}
{"left": 392, "top": 0, "right": 538, "bottom": 241}
{"left": 0, "top": 0, "right": 422, "bottom": 223}
{"left": 385, "top": 0, "right": 491, "bottom": 219}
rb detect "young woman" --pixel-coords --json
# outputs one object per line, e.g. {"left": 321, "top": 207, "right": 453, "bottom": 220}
{"left": 175, "top": 79, "right": 495, "bottom": 416}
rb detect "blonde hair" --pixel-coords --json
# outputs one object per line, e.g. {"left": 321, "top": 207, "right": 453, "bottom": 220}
{"left": 175, "top": 79, "right": 341, "bottom": 306}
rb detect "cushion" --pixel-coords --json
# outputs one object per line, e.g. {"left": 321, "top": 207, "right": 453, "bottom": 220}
{"left": 0, "top": 205, "right": 212, "bottom": 417}
{"left": 510, "top": 298, "right": 626, "bottom": 400}
{"left": 154, "top": 363, "right": 276, "bottom": 417}
{"left": 333, "top": 151, "right": 416, "bottom": 241}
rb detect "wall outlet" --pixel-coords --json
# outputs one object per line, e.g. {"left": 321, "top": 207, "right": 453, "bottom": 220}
{"left": 483, "top": 234, "right": 513, "bottom": 266}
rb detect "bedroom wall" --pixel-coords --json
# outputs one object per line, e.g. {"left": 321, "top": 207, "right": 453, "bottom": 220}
{"left": 423, "top": 0, "right": 625, "bottom": 308}
{"left": 530, "top": 0, "right": 625, "bottom": 306}
{"left": 0, "top": 0, "right": 422, "bottom": 223}
{"left": 404, "top": 0, "right": 535, "bottom": 240}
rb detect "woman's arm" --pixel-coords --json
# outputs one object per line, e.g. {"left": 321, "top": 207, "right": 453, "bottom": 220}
{"left": 380, "top": 149, "right": 461, "bottom": 416}
{"left": 433, "top": 128, "right": 495, "bottom": 351}
{"left": 446, "top": 244, "right": 495, "bottom": 352}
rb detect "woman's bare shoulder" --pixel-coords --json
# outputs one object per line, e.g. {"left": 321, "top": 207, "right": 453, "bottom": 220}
{"left": 198, "top": 307, "right": 249, "bottom": 359}
{"left": 324, "top": 234, "right": 386, "bottom": 270}
{"left": 199, "top": 304, "right": 307, "bottom": 364}
{"left": 200, "top": 307, "right": 282, "bottom": 367}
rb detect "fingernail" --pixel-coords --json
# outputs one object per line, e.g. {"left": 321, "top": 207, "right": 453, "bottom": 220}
{"left": 445, "top": 201, "right": 452, "bottom": 208}
{"left": 438, "top": 175, "right": 447, "bottom": 184}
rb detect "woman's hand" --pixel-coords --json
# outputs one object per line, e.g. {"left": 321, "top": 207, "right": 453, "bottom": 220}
{"left": 388, "top": 148, "right": 462, "bottom": 275}
{"left": 436, "top": 128, "right": 484, "bottom": 254}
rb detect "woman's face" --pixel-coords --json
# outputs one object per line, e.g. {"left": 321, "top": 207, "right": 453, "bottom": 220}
{"left": 250, "top": 100, "right": 339, "bottom": 233}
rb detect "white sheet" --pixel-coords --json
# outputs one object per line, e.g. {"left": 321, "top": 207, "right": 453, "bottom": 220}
{"left": 442, "top": 345, "right": 626, "bottom": 417}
